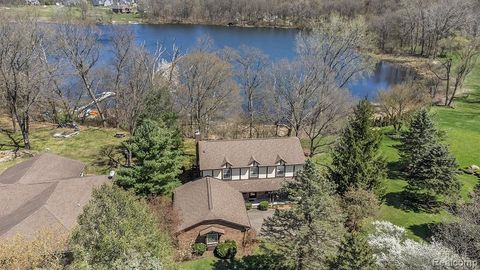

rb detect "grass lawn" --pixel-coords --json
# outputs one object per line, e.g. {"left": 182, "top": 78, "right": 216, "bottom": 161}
{"left": 179, "top": 257, "right": 219, "bottom": 270}
{"left": 0, "top": 122, "right": 126, "bottom": 174}
{"left": 377, "top": 63, "right": 480, "bottom": 241}
{"left": 0, "top": 5, "right": 145, "bottom": 24}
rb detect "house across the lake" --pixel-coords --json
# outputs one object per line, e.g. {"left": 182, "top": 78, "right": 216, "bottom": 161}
{"left": 173, "top": 135, "right": 305, "bottom": 249}
{"left": 0, "top": 153, "right": 109, "bottom": 239}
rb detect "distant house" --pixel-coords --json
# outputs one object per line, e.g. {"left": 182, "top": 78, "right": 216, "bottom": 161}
{"left": 196, "top": 135, "right": 306, "bottom": 203}
{"left": 111, "top": 0, "right": 134, "bottom": 13}
{"left": 173, "top": 177, "right": 252, "bottom": 250}
{"left": 0, "top": 153, "right": 109, "bottom": 239}
{"left": 92, "top": 0, "right": 112, "bottom": 6}
{"left": 25, "top": 0, "right": 40, "bottom": 5}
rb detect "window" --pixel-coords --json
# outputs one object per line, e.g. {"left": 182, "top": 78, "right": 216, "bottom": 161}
{"left": 250, "top": 166, "right": 259, "bottom": 178}
{"left": 223, "top": 168, "right": 232, "bottom": 179}
{"left": 276, "top": 165, "right": 285, "bottom": 177}
{"left": 206, "top": 233, "right": 219, "bottom": 245}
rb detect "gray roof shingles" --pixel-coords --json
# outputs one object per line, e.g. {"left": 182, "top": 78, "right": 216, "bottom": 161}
{"left": 0, "top": 153, "right": 108, "bottom": 239}
{"left": 173, "top": 177, "right": 251, "bottom": 232}
{"left": 198, "top": 137, "right": 306, "bottom": 170}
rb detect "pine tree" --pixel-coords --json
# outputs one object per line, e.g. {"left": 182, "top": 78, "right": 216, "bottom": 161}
{"left": 400, "top": 110, "right": 460, "bottom": 198}
{"left": 329, "top": 99, "right": 386, "bottom": 197}
{"left": 399, "top": 109, "right": 439, "bottom": 174}
{"left": 261, "top": 160, "right": 346, "bottom": 270}
{"left": 332, "top": 232, "right": 378, "bottom": 270}
{"left": 116, "top": 119, "right": 184, "bottom": 196}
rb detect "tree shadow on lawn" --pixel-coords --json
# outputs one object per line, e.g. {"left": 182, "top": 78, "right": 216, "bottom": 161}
{"left": 409, "top": 222, "right": 437, "bottom": 240}
{"left": 385, "top": 190, "right": 442, "bottom": 214}
{"left": 386, "top": 160, "right": 405, "bottom": 179}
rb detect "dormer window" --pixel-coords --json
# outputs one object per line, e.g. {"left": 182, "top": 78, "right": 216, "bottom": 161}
{"left": 250, "top": 163, "right": 259, "bottom": 179}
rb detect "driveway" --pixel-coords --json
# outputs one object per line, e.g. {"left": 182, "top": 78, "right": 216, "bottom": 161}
{"left": 247, "top": 209, "right": 275, "bottom": 234}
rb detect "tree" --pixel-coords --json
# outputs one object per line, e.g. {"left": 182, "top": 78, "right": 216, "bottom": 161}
{"left": 331, "top": 232, "right": 378, "bottom": 270}
{"left": 329, "top": 100, "right": 386, "bottom": 197}
{"left": 116, "top": 119, "right": 184, "bottom": 196}
{"left": 226, "top": 46, "right": 268, "bottom": 138}
{"left": 342, "top": 188, "right": 379, "bottom": 232}
{"left": 368, "top": 221, "right": 474, "bottom": 270}
{"left": 0, "top": 16, "right": 50, "bottom": 149}
{"left": 174, "top": 50, "right": 239, "bottom": 137}
{"left": 431, "top": 35, "right": 480, "bottom": 106}
{"left": 400, "top": 109, "right": 460, "bottom": 199}
{"left": 434, "top": 190, "right": 480, "bottom": 262}
{"left": 109, "top": 28, "right": 171, "bottom": 135}
{"left": 377, "top": 82, "right": 428, "bottom": 133}
{"left": 69, "top": 185, "right": 174, "bottom": 269}
{"left": 261, "top": 160, "right": 346, "bottom": 270}
{"left": 56, "top": 23, "right": 107, "bottom": 127}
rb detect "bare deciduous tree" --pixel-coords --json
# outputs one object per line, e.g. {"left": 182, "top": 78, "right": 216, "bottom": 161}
{"left": 0, "top": 16, "right": 50, "bottom": 149}
{"left": 174, "top": 51, "right": 239, "bottom": 137}
{"left": 56, "top": 23, "right": 107, "bottom": 126}
{"left": 377, "top": 81, "right": 428, "bottom": 132}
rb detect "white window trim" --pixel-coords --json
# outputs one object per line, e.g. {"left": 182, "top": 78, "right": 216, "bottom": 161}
{"left": 206, "top": 232, "right": 219, "bottom": 245}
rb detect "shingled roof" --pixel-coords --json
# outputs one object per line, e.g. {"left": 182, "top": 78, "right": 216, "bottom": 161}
{"left": 173, "top": 177, "right": 251, "bottom": 232}
{"left": 0, "top": 153, "right": 108, "bottom": 239}
{"left": 198, "top": 137, "right": 305, "bottom": 170}
{"left": 227, "top": 177, "right": 289, "bottom": 193}
{"left": 0, "top": 176, "right": 109, "bottom": 239}
{"left": 0, "top": 153, "right": 85, "bottom": 184}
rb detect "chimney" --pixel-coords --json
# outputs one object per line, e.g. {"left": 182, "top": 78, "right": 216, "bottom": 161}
{"left": 195, "top": 131, "right": 201, "bottom": 175}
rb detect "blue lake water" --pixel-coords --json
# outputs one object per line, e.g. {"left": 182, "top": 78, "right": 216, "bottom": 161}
{"left": 98, "top": 23, "right": 415, "bottom": 97}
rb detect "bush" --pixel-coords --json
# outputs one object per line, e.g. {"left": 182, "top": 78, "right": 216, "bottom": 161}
{"left": 192, "top": 243, "right": 207, "bottom": 256}
{"left": 214, "top": 240, "right": 237, "bottom": 260}
{"left": 245, "top": 202, "right": 252, "bottom": 210}
{"left": 258, "top": 200, "right": 269, "bottom": 211}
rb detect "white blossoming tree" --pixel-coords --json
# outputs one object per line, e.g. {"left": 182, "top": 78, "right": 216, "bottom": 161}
{"left": 368, "top": 221, "right": 476, "bottom": 270}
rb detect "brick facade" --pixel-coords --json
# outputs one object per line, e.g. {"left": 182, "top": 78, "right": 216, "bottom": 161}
{"left": 176, "top": 220, "right": 253, "bottom": 252}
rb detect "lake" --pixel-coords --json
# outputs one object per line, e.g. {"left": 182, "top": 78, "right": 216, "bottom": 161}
{"left": 99, "top": 23, "right": 415, "bottom": 97}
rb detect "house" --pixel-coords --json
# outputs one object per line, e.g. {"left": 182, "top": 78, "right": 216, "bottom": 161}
{"left": 92, "top": 0, "right": 112, "bottom": 6}
{"left": 196, "top": 135, "right": 306, "bottom": 202}
{"left": 173, "top": 177, "right": 253, "bottom": 250}
{"left": 0, "top": 153, "right": 109, "bottom": 239}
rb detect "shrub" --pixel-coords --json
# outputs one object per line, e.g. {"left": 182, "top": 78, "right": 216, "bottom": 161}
{"left": 214, "top": 240, "right": 237, "bottom": 260}
{"left": 192, "top": 243, "right": 207, "bottom": 256}
{"left": 245, "top": 202, "right": 252, "bottom": 210}
{"left": 258, "top": 200, "right": 269, "bottom": 211}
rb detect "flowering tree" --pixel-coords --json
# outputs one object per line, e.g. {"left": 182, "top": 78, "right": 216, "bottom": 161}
{"left": 368, "top": 221, "right": 476, "bottom": 270}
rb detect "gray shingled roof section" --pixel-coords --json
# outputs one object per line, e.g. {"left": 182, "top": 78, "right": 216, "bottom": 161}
{"left": 173, "top": 177, "right": 251, "bottom": 232}
{"left": 0, "top": 153, "right": 85, "bottom": 185}
{"left": 227, "top": 177, "right": 290, "bottom": 193}
{"left": 0, "top": 175, "right": 109, "bottom": 239}
{"left": 198, "top": 137, "right": 306, "bottom": 170}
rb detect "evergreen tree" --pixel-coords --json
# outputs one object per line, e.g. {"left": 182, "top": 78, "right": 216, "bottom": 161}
{"left": 70, "top": 185, "right": 174, "bottom": 269}
{"left": 329, "top": 99, "right": 386, "bottom": 197}
{"left": 399, "top": 109, "right": 439, "bottom": 174}
{"left": 261, "top": 160, "right": 346, "bottom": 270}
{"left": 332, "top": 232, "right": 378, "bottom": 270}
{"left": 116, "top": 119, "right": 184, "bottom": 196}
{"left": 400, "top": 110, "right": 460, "bottom": 198}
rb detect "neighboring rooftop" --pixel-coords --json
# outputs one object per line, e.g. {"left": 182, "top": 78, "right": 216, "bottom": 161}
{"left": 0, "top": 153, "right": 108, "bottom": 239}
{"left": 173, "top": 177, "right": 251, "bottom": 232}
{"left": 197, "top": 137, "right": 306, "bottom": 170}
{"left": 0, "top": 153, "right": 85, "bottom": 185}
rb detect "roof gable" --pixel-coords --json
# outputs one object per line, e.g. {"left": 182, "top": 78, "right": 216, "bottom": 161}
{"left": 173, "top": 177, "right": 251, "bottom": 232}
{"left": 198, "top": 137, "right": 305, "bottom": 170}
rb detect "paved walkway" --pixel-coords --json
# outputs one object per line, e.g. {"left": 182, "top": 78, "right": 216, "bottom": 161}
{"left": 247, "top": 209, "right": 275, "bottom": 234}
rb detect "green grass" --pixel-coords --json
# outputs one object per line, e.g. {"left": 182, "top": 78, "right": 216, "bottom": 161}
{"left": 377, "top": 62, "right": 480, "bottom": 241}
{"left": 0, "top": 5, "right": 145, "bottom": 24}
{"left": 0, "top": 124, "right": 125, "bottom": 174}
{"left": 179, "top": 257, "right": 218, "bottom": 270}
